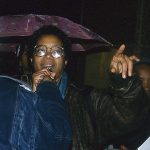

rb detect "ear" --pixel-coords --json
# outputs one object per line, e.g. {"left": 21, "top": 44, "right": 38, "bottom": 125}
{"left": 30, "top": 58, "right": 33, "bottom": 63}
{"left": 30, "top": 58, "right": 34, "bottom": 73}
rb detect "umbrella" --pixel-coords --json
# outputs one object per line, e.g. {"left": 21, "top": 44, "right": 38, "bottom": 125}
{"left": 0, "top": 14, "right": 113, "bottom": 52}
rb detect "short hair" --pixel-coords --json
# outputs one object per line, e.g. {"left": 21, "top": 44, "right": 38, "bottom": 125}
{"left": 27, "top": 25, "right": 72, "bottom": 60}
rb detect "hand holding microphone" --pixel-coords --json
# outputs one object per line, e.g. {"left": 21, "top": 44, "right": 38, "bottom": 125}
{"left": 32, "top": 67, "right": 56, "bottom": 92}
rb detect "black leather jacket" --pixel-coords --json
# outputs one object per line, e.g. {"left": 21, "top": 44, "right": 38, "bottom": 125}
{"left": 64, "top": 74, "right": 150, "bottom": 150}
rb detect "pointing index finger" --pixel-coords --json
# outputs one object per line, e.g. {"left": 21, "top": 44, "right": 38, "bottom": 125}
{"left": 115, "top": 44, "right": 126, "bottom": 56}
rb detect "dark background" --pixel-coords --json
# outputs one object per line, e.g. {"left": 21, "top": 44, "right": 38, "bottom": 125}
{"left": 0, "top": 0, "right": 139, "bottom": 45}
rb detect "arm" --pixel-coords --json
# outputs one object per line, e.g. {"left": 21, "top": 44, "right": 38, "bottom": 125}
{"left": 36, "top": 81, "right": 72, "bottom": 149}
{"left": 89, "top": 45, "right": 149, "bottom": 143}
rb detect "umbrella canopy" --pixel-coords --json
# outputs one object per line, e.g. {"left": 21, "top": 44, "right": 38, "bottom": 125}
{"left": 0, "top": 14, "right": 112, "bottom": 52}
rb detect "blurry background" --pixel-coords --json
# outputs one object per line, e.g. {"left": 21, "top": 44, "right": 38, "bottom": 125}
{"left": 0, "top": 0, "right": 150, "bottom": 88}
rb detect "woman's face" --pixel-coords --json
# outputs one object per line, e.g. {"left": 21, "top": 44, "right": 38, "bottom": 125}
{"left": 32, "top": 34, "right": 67, "bottom": 82}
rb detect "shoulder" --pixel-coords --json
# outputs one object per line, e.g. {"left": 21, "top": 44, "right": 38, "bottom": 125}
{"left": 0, "top": 75, "right": 32, "bottom": 92}
{"left": 66, "top": 81, "right": 107, "bottom": 99}
{"left": 67, "top": 82, "right": 93, "bottom": 94}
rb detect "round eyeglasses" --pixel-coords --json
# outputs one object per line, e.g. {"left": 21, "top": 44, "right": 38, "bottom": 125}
{"left": 34, "top": 45, "right": 64, "bottom": 58}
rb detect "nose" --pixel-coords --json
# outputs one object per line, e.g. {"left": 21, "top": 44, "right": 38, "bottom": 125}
{"left": 44, "top": 51, "right": 53, "bottom": 59}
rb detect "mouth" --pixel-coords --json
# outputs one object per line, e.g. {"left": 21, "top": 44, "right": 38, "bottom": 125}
{"left": 43, "top": 65, "right": 55, "bottom": 72}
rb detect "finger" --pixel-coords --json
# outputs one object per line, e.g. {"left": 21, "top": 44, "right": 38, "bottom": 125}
{"left": 110, "top": 61, "right": 118, "bottom": 73}
{"left": 125, "top": 55, "right": 133, "bottom": 76}
{"left": 36, "top": 68, "right": 52, "bottom": 76}
{"left": 50, "top": 72, "right": 56, "bottom": 79}
{"left": 39, "top": 69, "right": 51, "bottom": 75}
{"left": 33, "top": 70, "right": 45, "bottom": 76}
{"left": 129, "top": 55, "right": 140, "bottom": 62}
{"left": 44, "top": 70, "right": 51, "bottom": 76}
{"left": 42, "top": 70, "right": 56, "bottom": 80}
{"left": 35, "top": 70, "right": 51, "bottom": 78}
{"left": 41, "top": 69, "right": 54, "bottom": 77}
{"left": 119, "top": 57, "right": 128, "bottom": 78}
{"left": 32, "top": 72, "right": 44, "bottom": 83}
{"left": 33, "top": 76, "right": 44, "bottom": 85}
{"left": 32, "top": 74, "right": 44, "bottom": 81}
{"left": 115, "top": 44, "right": 126, "bottom": 56}
{"left": 33, "top": 69, "right": 56, "bottom": 81}
{"left": 45, "top": 69, "right": 56, "bottom": 79}
{"left": 110, "top": 55, "right": 120, "bottom": 73}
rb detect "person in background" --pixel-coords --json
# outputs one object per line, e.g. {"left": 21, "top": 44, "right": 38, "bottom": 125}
{"left": 134, "top": 57, "right": 150, "bottom": 150}
{"left": 26, "top": 25, "right": 149, "bottom": 150}
{"left": 18, "top": 45, "right": 31, "bottom": 75}
{"left": 13, "top": 43, "right": 32, "bottom": 84}
{"left": 106, "top": 56, "right": 150, "bottom": 150}
{"left": 135, "top": 57, "right": 150, "bottom": 97}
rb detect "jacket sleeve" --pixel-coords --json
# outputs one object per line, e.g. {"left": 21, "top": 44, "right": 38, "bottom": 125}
{"left": 89, "top": 74, "right": 150, "bottom": 143}
{"left": 36, "top": 81, "right": 72, "bottom": 150}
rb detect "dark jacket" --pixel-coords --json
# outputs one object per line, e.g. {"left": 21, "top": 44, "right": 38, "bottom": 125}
{"left": 64, "top": 74, "right": 149, "bottom": 150}
{"left": 0, "top": 76, "right": 72, "bottom": 150}
{"left": 110, "top": 105, "right": 150, "bottom": 149}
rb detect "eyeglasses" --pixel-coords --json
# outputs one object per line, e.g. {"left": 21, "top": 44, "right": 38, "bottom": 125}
{"left": 34, "top": 45, "right": 64, "bottom": 58}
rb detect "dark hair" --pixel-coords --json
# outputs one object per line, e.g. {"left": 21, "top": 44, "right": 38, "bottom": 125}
{"left": 27, "top": 25, "right": 72, "bottom": 60}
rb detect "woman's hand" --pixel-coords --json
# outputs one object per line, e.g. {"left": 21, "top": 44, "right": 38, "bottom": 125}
{"left": 110, "top": 44, "right": 139, "bottom": 78}
{"left": 32, "top": 68, "right": 56, "bottom": 92}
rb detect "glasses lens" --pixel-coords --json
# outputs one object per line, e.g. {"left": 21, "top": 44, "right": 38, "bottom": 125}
{"left": 51, "top": 49, "right": 64, "bottom": 58}
{"left": 51, "top": 46, "right": 64, "bottom": 58}
{"left": 34, "top": 45, "right": 46, "bottom": 56}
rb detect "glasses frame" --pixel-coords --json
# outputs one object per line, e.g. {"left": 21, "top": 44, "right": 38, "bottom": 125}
{"left": 33, "top": 45, "right": 64, "bottom": 58}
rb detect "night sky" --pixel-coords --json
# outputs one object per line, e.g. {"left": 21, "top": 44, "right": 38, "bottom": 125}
{"left": 0, "top": 0, "right": 138, "bottom": 45}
